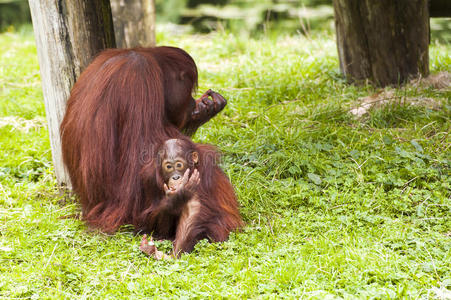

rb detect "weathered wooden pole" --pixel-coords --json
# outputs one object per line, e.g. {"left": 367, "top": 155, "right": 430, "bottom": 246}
{"left": 333, "top": 0, "right": 429, "bottom": 87}
{"left": 28, "top": 0, "right": 116, "bottom": 185}
{"left": 111, "top": 0, "right": 156, "bottom": 48}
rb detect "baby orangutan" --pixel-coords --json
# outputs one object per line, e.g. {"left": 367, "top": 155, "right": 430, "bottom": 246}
{"left": 140, "top": 137, "right": 242, "bottom": 258}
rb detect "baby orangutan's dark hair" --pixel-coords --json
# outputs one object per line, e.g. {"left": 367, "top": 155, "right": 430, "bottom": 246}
{"left": 140, "top": 137, "right": 242, "bottom": 257}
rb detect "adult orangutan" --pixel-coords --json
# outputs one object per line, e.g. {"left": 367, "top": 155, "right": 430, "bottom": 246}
{"left": 139, "top": 137, "right": 242, "bottom": 257}
{"left": 60, "top": 47, "right": 229, "bottom": 233}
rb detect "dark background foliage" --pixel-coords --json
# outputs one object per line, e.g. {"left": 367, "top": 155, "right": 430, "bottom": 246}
{"left": 1, "top": 0, "right": 449, "bottom": 42}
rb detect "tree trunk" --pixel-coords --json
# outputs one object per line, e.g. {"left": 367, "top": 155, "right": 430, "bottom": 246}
{"left": 28, "top": 0, "right": 116, "bottom": 186}
{"left": 333, "top": 0, "right": 429, "bottom": 87}
{"left": 111, "top": 0, "right": 156, "bottom": 48}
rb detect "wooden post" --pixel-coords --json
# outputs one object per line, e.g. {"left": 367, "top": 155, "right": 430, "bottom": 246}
{"left": 28, "top": 0, "right": 116, "bottom": 185}
{"left": 333, "top": 0, "right": 429, "bottom": 87}
{"left": 111, "top": 0, "right": 156, "bottom": 48}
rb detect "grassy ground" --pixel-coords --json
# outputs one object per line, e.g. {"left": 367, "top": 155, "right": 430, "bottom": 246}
{"left": 0, "top": 26, "right": 450, "bottom": 298}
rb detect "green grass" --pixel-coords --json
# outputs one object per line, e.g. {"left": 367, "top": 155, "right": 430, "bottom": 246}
{"left": 1, "top": 26, "right": 450, "bottom": 298}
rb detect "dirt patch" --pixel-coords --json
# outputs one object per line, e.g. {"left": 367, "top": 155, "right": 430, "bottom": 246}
{"left": 410, "top": 71, "right": 451, "bottom": 90}
{"left": 350, "top": 90, "right": 395, "bottom": 117}
{"left": 350, "top": 72, "right": 449, "bottom": 118}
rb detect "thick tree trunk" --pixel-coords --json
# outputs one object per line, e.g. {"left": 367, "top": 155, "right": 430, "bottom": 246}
{"left": 333, "top": 0, "right": 429, "bottom": 87}
{"left": 28, "top": 0, "right": 115, "bottom": 185}
{"left": 111, "top": 0, "right": 156, "bottom": 48}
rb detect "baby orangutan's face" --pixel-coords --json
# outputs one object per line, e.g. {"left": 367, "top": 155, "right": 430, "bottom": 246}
{"left": 159, "top": 139, "right": 198, "bottom": 190}
{"left": 162, "top": 157, "right": 188, "bottom": 190}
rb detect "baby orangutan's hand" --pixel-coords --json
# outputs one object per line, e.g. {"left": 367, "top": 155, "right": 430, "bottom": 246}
{"left": 139, "top": 234, "right": 171, "bottom": 260}
{"left": 163, "top": 169, "right": 200, "bottom": 196}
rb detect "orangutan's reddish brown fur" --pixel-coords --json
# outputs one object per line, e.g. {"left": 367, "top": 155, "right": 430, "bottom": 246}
{"left": 60, "top": 47, "right": 228, "bottom": 233}
{"left": 140, "top": 137, "right": 242, "bottom": 255}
